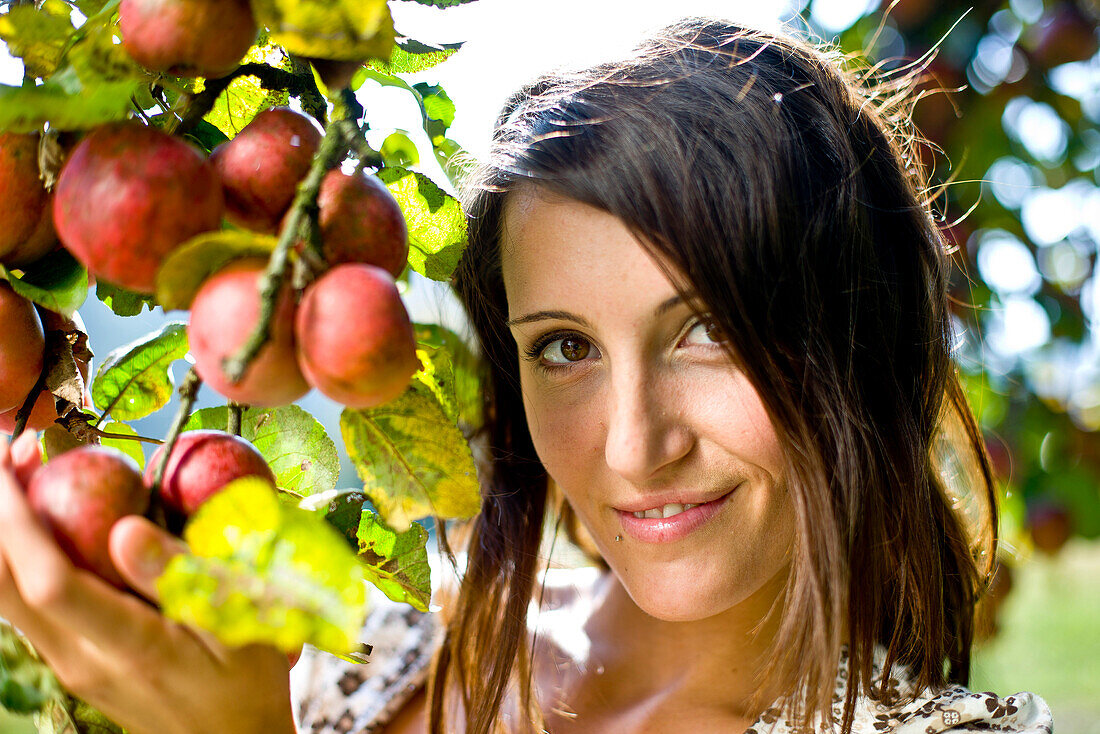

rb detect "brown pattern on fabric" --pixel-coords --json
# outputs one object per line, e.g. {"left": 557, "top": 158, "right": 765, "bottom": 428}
{"left": 291, "top": 568, "right": 1053, "bottom": 733}
{"left": 292, "top": 583, "right": 443, "bottom": 734}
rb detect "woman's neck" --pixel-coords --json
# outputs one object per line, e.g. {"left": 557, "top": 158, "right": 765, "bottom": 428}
{"left": 534, "top": 565, "right": 791, "bottom": 731}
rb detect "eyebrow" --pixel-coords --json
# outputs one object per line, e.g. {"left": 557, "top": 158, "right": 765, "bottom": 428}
{"left": 506, "top": 293, "right": 694, "bottom": 327}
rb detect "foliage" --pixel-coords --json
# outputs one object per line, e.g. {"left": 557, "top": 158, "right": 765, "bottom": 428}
{"left": 812, "top": 0, "right": 1100, "bottom": 553}
{"left": 0, "top": 0, "right": 478, "bottom": 726}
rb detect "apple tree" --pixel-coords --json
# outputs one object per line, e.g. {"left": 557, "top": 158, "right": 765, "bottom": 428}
{"left": 0, "top": 0, "right": 481, "bottom": 730}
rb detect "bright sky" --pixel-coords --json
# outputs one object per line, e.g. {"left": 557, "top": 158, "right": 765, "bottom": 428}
{"left": 382, "top": 0, "right": 794, "bottom": 159}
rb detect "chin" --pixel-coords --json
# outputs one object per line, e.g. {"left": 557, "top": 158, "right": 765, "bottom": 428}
{"left": 610, "top": 554, "right": 792, "bottom": 623}
{"left": 616, "top": 565, "right": 764, "bottom": 621}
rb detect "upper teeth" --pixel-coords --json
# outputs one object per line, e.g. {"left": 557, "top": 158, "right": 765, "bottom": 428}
{"left": 633, "top": 503, "right": 698, "bottom": 519}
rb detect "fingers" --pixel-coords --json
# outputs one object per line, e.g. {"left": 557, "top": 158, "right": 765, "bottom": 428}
{"left": 10, "top": 430, "right": 41, "bottom": 487}
{"left": 0, "top": 438, "right": 189, "bottom": 659}
{"left": 109, "top": 516, "right": 187, "bottom": 604}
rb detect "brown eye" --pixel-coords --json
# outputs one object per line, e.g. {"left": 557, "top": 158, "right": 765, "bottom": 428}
{"left": 684, "top": 317, "right": 728, "bottom": 346}
{"left": 560, "top": 338, "right": 590, "bottom": 361}
{"left": 704, "top": 320, "right": 727, "bottom": 343}
{"left": 541, "top": 336, "right": 598, "bottom": 364}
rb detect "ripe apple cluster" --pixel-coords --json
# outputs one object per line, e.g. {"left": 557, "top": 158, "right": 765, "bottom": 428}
{"left": 40, "top": 103, "right": 419, "bottom": 409}
{"left": 189, "top": 106, "right": 420, "bottom": 409}
{"left": 27, "top": 431, "right": 276, "bottom": 588}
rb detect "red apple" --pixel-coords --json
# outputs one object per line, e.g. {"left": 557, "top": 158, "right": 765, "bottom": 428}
{"left": 146, "top": 429, "right": 275, "bottom": 515}
{"left": 188, "top": 259, "right": 309, "bottom": 406}
{"left": 0, "top": 132, "right": 52, "bottom": 264}
{"left": 119, "top": 0, "right": 256, "bottom": 79}
{"left": 27, "top": 446, "right": 148, "bottom": 588}
{"left": 211, "top": 108, "right": 323, "bottom": 233}
{"left": 0, "top": 283, "right": 45, "bottom": 414}
{"left": 295, "top": 264, "right": 418, "bottom": 408}
{"left": 53, "top": 122, "right": 224, "bottom": 294}
{"left": 312, "top": 169, "right": 408, "bottom": 277}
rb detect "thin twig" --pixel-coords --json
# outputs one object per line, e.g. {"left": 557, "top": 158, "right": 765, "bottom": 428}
{"left": 222, "top": 114, "right": 357, "bottom": 383}
{"left": 170, "top": 63, "right": 308, "bottom": 137}
{"left": 11, "top": 371, "right": 47, "bottom": 440}
{"left": 94, "top": 429, "right": 163, "bottom": 445}
{"left": 150, "top": 367, "right": 202, "bottom": 493}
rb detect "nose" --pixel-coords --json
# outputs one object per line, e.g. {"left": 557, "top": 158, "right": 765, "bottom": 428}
{"left": 603, "top": 363, "right": 694, "bottom": 484}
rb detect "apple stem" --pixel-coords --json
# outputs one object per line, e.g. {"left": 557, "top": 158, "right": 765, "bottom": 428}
{"left": 150, "top": 367, "right": 203, "bottom": 496}
{"left": 221, "top": 108, "right": 358, "bottom": 384}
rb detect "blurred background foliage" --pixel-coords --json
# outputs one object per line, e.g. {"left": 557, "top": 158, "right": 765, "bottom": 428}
{"left": 810, "top": 0, "right": 1100, "bottom": 727}
{"left": 816, "top": 0, "right": 1100, "bottom": 559}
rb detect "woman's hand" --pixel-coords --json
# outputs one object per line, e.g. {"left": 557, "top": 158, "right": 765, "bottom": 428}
{"left": 0, "top": 432, "right": 297, "bottom": 734}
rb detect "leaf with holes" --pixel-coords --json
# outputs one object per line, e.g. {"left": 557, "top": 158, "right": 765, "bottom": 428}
{"left": 357, "top": 510, "right": 431, "bottom": 611}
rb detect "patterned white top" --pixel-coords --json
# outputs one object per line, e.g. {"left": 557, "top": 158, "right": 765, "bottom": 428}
{"left": 291, "top": 569, "right": 1054, "bottom": 734}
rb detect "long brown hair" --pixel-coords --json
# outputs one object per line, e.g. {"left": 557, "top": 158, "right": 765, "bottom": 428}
{"left": 434, "top": 18, "right": 997, "bottom": 733}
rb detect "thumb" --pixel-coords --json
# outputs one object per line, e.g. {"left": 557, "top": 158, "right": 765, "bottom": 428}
{"left": 109, "top": 515, "right": 188, "bottom": 602}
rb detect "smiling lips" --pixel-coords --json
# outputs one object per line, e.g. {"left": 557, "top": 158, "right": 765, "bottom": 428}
{"left": 615, "top": 488, "right": 737, "bottom": 543}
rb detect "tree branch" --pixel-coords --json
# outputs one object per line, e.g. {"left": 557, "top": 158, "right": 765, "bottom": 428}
{"left": 221, "top": 112, "right": 358, "bottom": 383}
{"left": 170, "top": 63, "right": 316, "bottom": 138}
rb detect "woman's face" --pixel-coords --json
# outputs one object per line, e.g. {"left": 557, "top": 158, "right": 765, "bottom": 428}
{"left": 501, "top": 188, "right": 796, "bottom": 622}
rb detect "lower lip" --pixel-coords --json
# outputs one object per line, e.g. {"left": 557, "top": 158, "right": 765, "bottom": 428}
{"left": 615, "top": 489, "right": 736, "bottom": 544}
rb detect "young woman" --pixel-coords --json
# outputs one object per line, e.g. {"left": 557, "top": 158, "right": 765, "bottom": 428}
{"left": 0, "top": 17, "right": 1053, "bottom": 734}
{"left": 295, "top": 18, "right": 1053, "bottom": 734}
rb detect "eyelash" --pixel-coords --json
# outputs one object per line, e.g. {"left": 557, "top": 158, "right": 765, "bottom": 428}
{"left": 523, "top": 330, "right": 586, "bottom": 365}
{"left": 523, "top": 317, "right": 725, "bottom": 370}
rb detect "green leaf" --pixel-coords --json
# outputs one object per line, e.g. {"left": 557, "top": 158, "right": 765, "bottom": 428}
{"left": 202, "top": 77, "right": 268, "bottom": 140}
{"left": 75, "top": 0, "right": 117, "bottom": 17}
{"left": 0, "top": 623, "right": 60, "bottom": 714}
{"left": 0, "top": 77, "right": 137, "bottom": 133}
{"left": 377, "top": 166, "right": 466, "bottom": 281}
{"left": 95, "top": 280, "right": 155, "bottom": 317}
{"left": 413, "top": 82, "right": 455, "bottom": 136}
{"left": 380, "top": 130, "right": 419, "bottom": 167}
{"left": 0, "top": 1, "right": 75, "bottom": 79}
{"left": 155, "top": 230, "right": 277, "bottom": 311}
{"left": 341, "top": 382, "right": 480, "bottom": 531}
{"left": 182, "top": 119, "right": 230, "bottom": 154}
{"left": 91, "top": 321, "right": 188, "bottom": 422}
{"left": 357, "top": 510, "right": 431, "bottom": 612}
{"left": 365, "top": 38, "right": 461, "bottom": 75}
{"left": 251, "top": 0, "right": 394, "bottom": 62}
{"left": 97, "top": 421, "right": 146, "bottom": 470}
{"left": 300, "top": 488, "right": 371, "bottom": 550}
{"left": 432, "top": 135, "right": 474, "bottom": 188}
{"left": 157, "top": 478, "right": 369, "bottom": 654}
{"left": 183, "top": 405, "right": 339, "bottom": 496}
{"left": 0, "top": 249, "right": 88, "bottom": 317}
{"left": 67, "top": 18, "right": 149, "bottom": 86}
{"left": 412, "top": 323, "right": 482, "bottom": 428}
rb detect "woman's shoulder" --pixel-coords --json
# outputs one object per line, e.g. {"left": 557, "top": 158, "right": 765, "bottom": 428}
{"left": 751, "top": 646, "right": 1055, "bottom": 734}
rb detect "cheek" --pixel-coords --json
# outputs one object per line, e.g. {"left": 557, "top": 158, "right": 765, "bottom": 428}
{"left": 520, "top": 372, "right": 604, "bottom": 487}
{"left": 702, "top": 370, "right": 787, "bottom": 483}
